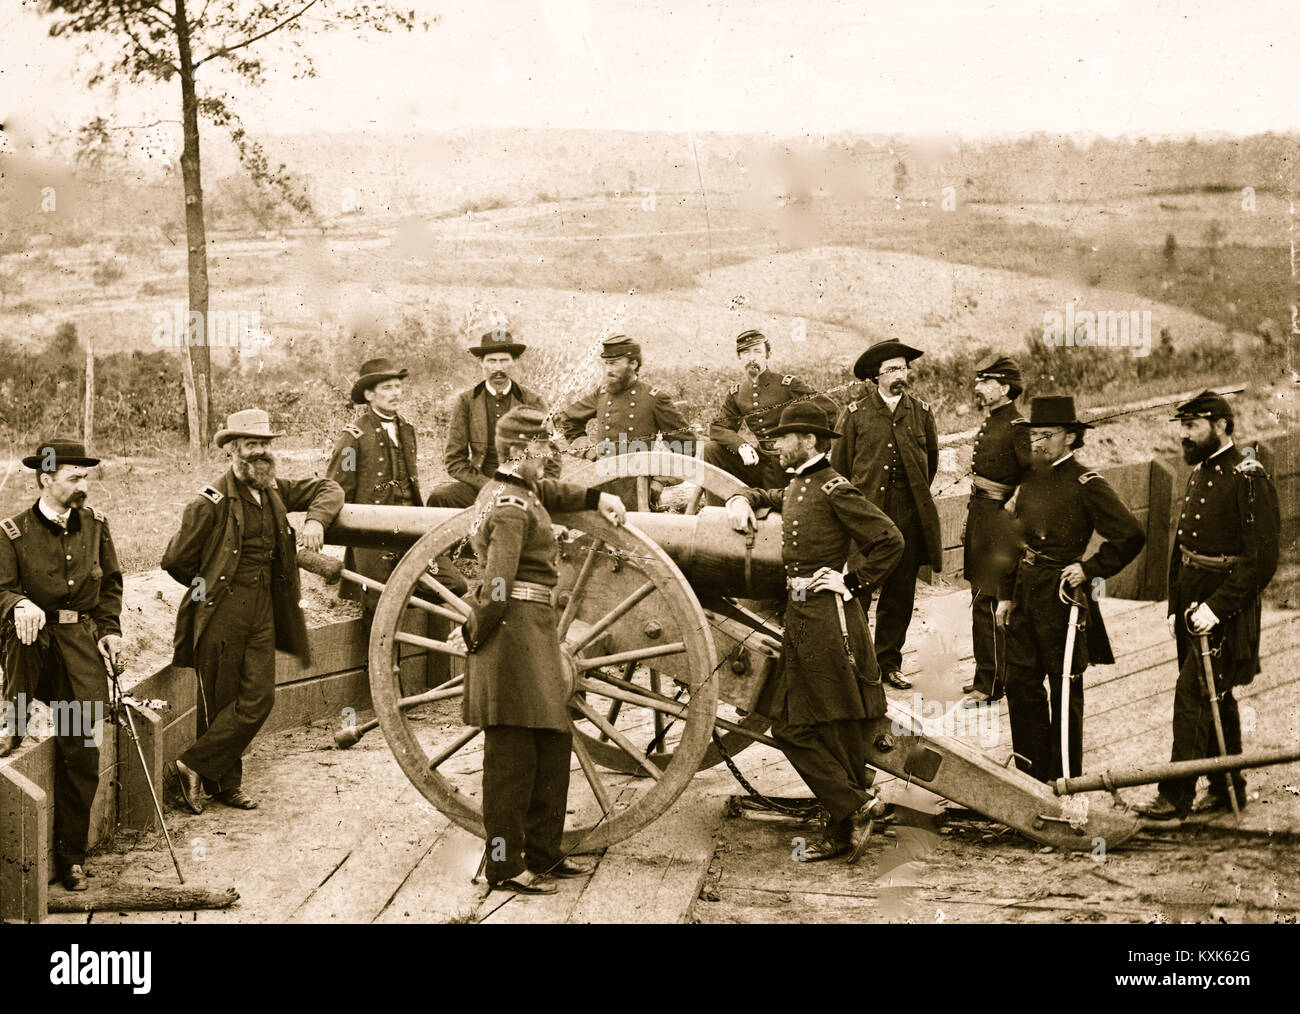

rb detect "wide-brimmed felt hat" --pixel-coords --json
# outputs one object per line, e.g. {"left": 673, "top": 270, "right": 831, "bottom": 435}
{"left": 767, "top": 402, "right": 842, "bottom": 440}
{"left": 1013, "top": 395, "right": 1093, "bottom": 430}
{"left": 1171, "top": 389, "right": 1234, "bottom": 422}
{"left": 350, "top": 358, "right": 410, "bottom": 404}
{"left": 22, "top": 438, "right": 100, "bottom": 471}
{"left": 853, "top": 339, "right": 924, "bottom": 381}
{"left": 214, "top": 408, "right": 286, "bottom": 448}
{"left": 469, "top": 330, "right": 527, "bottom": 359}
{"left": 599, "top": 335, "right": 642, "bottom": 361}
{"left": 496, "top": 406, "right": 554, "bottom": 444}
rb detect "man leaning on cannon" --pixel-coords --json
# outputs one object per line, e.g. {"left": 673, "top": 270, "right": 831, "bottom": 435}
{"left": 725, "top": 403, "right": 904, "bottom": 863}
{"left": 702, "top": 328, "right": 837, "bottom": 496}
{"left": 0, "top": 439, "right": 123, "bottom": 892}
{"left": 1138, "top": 390, "right": 1279, "bottom": 820}
{"left": 162, "top": 409, "right": 344, "bottom": 814}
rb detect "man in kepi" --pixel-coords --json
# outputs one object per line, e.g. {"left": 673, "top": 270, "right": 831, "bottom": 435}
{"left": 703, "top": 328, "right": 837, "bottom": 495}
{"left": 997, "top": 396, "right": 1145, "bottom": 782}
{"left": 1138, "top": 391, "right": 1279, "bottom": 820}
{"left": 460, "top": 406, "right": 627, "bottom": 893}
{"left": 425, "top": 330, "right": 551, "bottom": 508}
{"left": 962, "top": 355, "right": 1031, "bottom": 708}
{"left": 162, "top": 410, "right": 344, "bottom": 814}
{"left": 831, "top": 338, "right": 942, "bottom": 690}
{"left": 726, "top": 404, "right": 904, "bottom": 862}
{"left": 0, "top": 439, "right": 123, "bottom": 891}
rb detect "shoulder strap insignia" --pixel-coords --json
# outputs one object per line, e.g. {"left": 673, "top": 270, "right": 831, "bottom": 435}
{"left": 1078, "top": 471, "right": 1101, "bottom": 484}
{"left": 1236, "top": 457, "right": 1266, "bottom": 475}
{"left": 343, "top": 423, "right": 363, "bottom": 439}
{"left": 1, "top": 518, "right": 21, "bottom": 541}
{"left": 497, "top": 494, "right": 530, "bottom": 512}
{"left": 90, "top": 507, "right": 107, "bottom": 523}
{"left": 781, "top": 375, "right": 794, "bottom": 385}
{"left": 649, "top": 387, "right": 662, "bottom": 397}
{"left": 821, "top": 476, "right": 852, "bottom": 495}
{"left": 847, "top": 400, "right": 858, "bottom": 413}
{"left": 729, "top": 382, "right": 740, "bottom": 395}
{"left": 199, "top": 485, "right": 223, "bottom": 504}
{"left": 916, "top": 397, "right": 930, "bottom": 411}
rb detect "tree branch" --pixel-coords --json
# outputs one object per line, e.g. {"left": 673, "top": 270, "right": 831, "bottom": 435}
{"left": 195, "top": 0, "right": 321, "bottom": 67}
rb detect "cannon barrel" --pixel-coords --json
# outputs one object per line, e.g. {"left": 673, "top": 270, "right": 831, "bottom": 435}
{"left": 308, "top": 504, "right": 788, "bottom": 600}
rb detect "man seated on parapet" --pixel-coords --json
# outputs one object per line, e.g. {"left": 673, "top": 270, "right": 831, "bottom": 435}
{"left": 554, "top": 335, "right": 696, "bottom": 507}
{"left": 425, "top": 328, "right": 557, "bottom": 509}
{"left": 700, "top": 328, "right": 839, "bottom": 504}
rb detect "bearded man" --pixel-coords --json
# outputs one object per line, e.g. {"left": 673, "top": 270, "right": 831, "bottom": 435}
{"left": 161, "top": 409, "right": 343, "bottom": 814}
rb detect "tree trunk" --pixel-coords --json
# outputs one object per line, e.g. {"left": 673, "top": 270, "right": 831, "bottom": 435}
{"left": 173, "top": 0, "right": 213, "bottom": 454}
{"left": 83, "top": 334, "right": 94, "bottom": 453}
{"left": 48, "top": 884, "right": 239, "bottom": 913}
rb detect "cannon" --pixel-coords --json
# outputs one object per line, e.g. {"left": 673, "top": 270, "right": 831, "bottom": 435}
{"left": 301, "top": 451, "right": 1145, "bottom": 854}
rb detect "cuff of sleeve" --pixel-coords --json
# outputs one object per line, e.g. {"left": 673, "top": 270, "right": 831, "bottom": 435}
{"left": 1080, "top": 558, "right": 1103, "bottom": 581}
{"left": 584, "top": 488, "right": 602, "bottom": 511}
{"left": 843, "top": 571, "right": 865, "bottom": 598}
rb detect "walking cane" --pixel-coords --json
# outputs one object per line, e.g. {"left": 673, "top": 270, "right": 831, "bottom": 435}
{"left": 1056, "top": 580, "right": 1085, "bottom": 782}
{"left": 1184, "top": 605, "right": 1241, "bottom": 822}
{"left": 103, "top": 654, "right": 185, "bottom": 884}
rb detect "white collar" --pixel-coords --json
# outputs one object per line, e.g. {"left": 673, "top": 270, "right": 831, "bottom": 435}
{"left": 1207, "top": 439, "right": 1234, "bottom": 461}
{"left": 38, "top": 497, "right": 71, "bottom": 525}
{"left": 1051, "top": 451, "right": 1075, "bottom": 468}
{"left": 791, "top": 452, "right": 826, "bottom": 475}
{"left": 880, "top": 390, "right": 902, "bottom": 411}
{"left": 371, "top": 407, "right": 397, "bottom": 423}
{"left": 485, "top": 379, "right": 513, "bottom": 398}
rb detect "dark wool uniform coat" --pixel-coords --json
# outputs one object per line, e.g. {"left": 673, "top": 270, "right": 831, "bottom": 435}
{"left": 161, "top": 470, "right": 344, "bottom": 669}
{"left": 558, "top": 380, "right": 694, "bottom": 450}
{"left": 326, "top": 407, "right": 422, "bottom": 602}
{"left": 831, "top": 387, "right": 943, "bottom": 571}
{"left": 1000, "top": 455, "right": 1145, "bottom": 669}
{"left": 0, "top": 504, "right": 123, "bottom": 704}
{"left": 1168, "top": 443, "right": 1280, "bottom": 685}
{"left": 443, "top": 381, "right": 549, "bottom": 491}
{"left": 462, "top": 474, "right": 601, "bottom": 731}
{"left": 738, "top": 456, "right": 905, "bottom": 725}
{"left": 709, "top": 370, "right": 838, "bottom": 451}
{"left": 964, "top": 401, "right": 1032, "bottom": 590}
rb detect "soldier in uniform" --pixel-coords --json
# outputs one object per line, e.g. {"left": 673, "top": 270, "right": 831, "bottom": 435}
{"left": 702, "top": 328, "right": 838, "bottom": 495}
{"left": 1139, "top": 391, "right": 1280, "bottom": 820}
{"left": 830, "top": 339, "right": 942, "bottom": 690}
{"left": 557, "top": 334, "right": 695, "bottom": 461}
{"left": 327, "top": 358, "right": 424, "bottom": 606}
{"left": 996, "top": 396, "right": 1145, "bottom": 782}
{"left": 425, "top": 330, "right": 551, "bottom": 509}
{"left": 962, "top": 355, "right": 1031, "bottom": 707}
{"left": 0, "top": 439, "right": 123, "bottom": 891}
{"left": 162, "top": 410, "right": 344, "bottom": 814}
{"left": 726, "top": 403, "right": 904, "bottom": 862}
{"left": 459, "top": 406, "right": 628, "bottom": 893}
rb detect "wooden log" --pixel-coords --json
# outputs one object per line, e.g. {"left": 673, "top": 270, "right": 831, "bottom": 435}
{"left": 48, "top": 883, "right": 239, "bottom": 913}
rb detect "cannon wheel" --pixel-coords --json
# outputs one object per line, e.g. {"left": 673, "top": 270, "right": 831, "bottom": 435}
{"left": 565, "top": 449, "right": 774, "bottom": 772}
{"left": 369, "top": 508, "right": 719, "bottom": 853}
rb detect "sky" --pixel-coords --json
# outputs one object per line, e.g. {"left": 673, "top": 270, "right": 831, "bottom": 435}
{"left": 2, "top": 0, "right": 1298, "bottom": 151}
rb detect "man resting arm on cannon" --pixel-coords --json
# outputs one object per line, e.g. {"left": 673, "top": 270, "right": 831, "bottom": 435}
{"left": 724, "top": 403, "right": 904, "bottom": 864}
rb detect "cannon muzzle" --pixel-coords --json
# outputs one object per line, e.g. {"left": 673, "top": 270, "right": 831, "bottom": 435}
{"left": 306, "top": 504, "right": 788, "bottom": 600}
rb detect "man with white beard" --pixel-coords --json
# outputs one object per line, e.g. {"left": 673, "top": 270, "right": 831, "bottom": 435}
{"left": 162, "top": 409, "right": 343, "bottom": 814}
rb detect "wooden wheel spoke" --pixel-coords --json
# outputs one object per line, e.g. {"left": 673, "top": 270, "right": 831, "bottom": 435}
{"left": 427, "top": 726, "right": 481, "bottom": 771}
{"left": 570, "top": 735, "right": 614, "bottom": 816}
{"left": 397, "top": 676, "right": 464, "bottom": 711}
{"left": 575, "top": 642, "right": 686, "bottom": 670}
{"left": 558, "top": 539, "right": 603, "bottom": 639}
{"left": 580, "top": 674, "right": 777, "bottom": 747}
{"left": 599, "top": 698, "right": 623, "bottom": 742}
{"left": 569, "top": 580, "right": 657, "bottom": 653}
{"left": 635, "top": 475, "right": 651, "bottom": 511}
{"left": 396, "top": 630, "right": 467, "bottom": 658}
{"left": 417, "top": 572, "right": 472, "bottom": 621}
{"left": 571, "top": 696, "right": 662, "bottom": 781}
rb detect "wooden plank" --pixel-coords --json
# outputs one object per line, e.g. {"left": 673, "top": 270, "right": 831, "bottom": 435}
{"left": 261, "top": 669, "right": 370, "bottom": 736}
{"left": 117, "top": 703, "right": 164, "bottom": 832}
{"left": 0, "top": 761, "right": 48, "bottom": 923}
{"left": 372, "top": 824, "right": 486, "bottom": 924}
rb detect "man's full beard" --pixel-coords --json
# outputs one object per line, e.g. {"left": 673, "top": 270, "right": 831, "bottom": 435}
{"left": 1182, "top": 434, "right": 1220, "bottom": 465}
{"left": 234, "top": 452, "right": 277, "bottom": 490}
{"left": 884, "top": 376, "right": 907, "bottom": 397}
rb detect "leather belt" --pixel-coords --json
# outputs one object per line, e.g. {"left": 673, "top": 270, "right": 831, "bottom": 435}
{"left": 971, "top": 475, "right": 1014, "bottom": 502}
{"left": 1180, "top": 548, "right": 1240, "bottom": 573}
{"left": 1022, "top": 547, "right": 1073, "bottom": 570}
{"left": 510, "top": 581, "right": 556, "bottom": 605}
{"left": 45, "top": 609, "right": 83, "bottom": 624}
